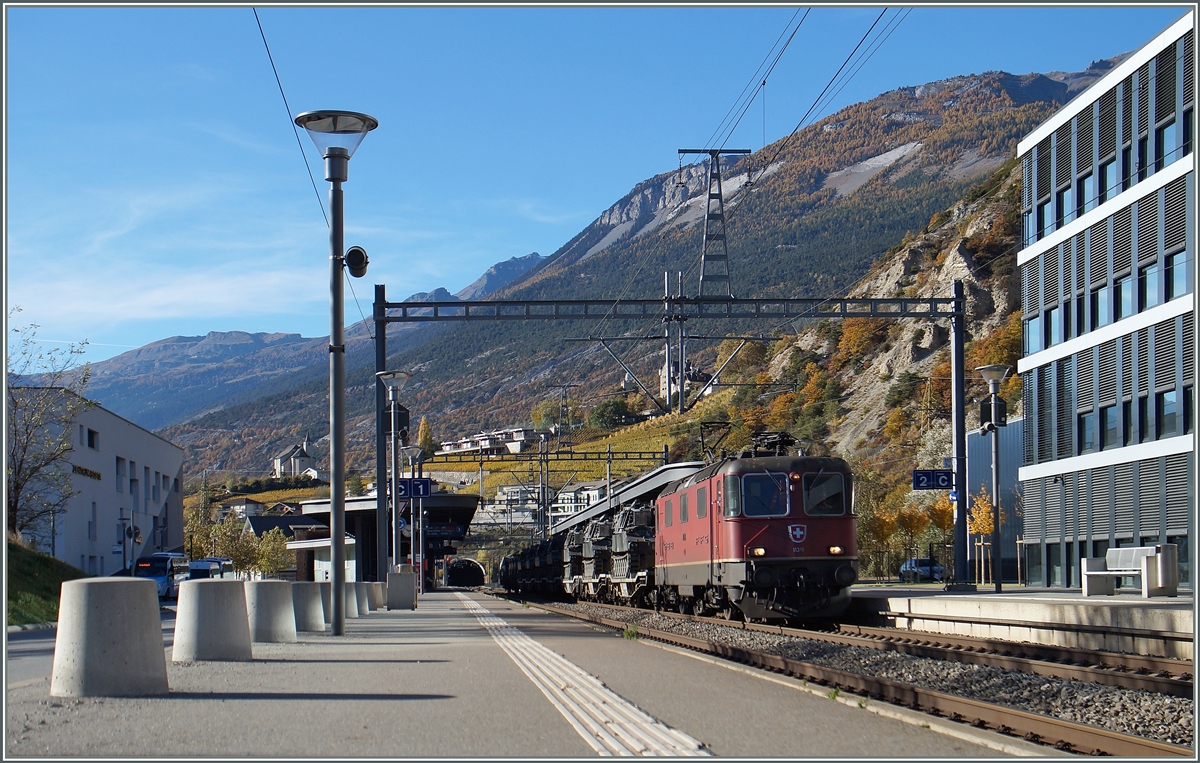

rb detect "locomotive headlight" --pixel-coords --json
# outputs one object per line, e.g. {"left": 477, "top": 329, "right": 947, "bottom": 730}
{"left": 750, "top": 547, "right": 767, "bottom": 557}
{"left": 829, "top": 546, "right": 845, "bottom": 555}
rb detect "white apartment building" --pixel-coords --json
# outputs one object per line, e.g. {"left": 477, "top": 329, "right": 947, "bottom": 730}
{"left": 16, "top": 389, "right": 185, "bottom": 574}
{"left": 1016, "top": 13, "right": 1195, "bottom": 588}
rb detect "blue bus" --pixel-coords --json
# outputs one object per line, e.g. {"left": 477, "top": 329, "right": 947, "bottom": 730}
{"left": 133, "top": 552, "right": 189, "bottom": 598}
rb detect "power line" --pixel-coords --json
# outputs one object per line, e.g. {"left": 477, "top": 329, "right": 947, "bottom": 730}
{"left": 253, "top": 8, "right": 374, "bottom": 342}
{"left": 252, "top": 8, "right": 328, "bottom": 229}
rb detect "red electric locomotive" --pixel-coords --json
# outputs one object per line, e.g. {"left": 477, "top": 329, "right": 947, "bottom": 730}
{"left": 651, "top": 446, "right": 857, "bottom": 621}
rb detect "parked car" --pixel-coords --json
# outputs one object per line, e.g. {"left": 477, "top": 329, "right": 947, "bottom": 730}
{"left": 899, "top": 557, "right": 945, "bottom": 582}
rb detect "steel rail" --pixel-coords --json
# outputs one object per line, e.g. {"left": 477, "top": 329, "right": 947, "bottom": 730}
{"left": 521, "top": 599, "right": 1192, "bottom": 757}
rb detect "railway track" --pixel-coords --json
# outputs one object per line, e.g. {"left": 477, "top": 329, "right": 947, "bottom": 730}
{"left": 486, "top": 592, "right": 1193, "bottom": 757}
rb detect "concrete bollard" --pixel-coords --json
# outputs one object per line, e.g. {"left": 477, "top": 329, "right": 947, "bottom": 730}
{"left": 344, "top": 582, "right": 360, "bottom": 618}
{"left": 292, "top": 581, "right": 326, "bottom": 632}
{"left": 371, "top": 581, "right": 386, "bottom": 610}
{"left": 173, "top": 579, "right": 253, "bottom": 662}
{"left": 388, "top": 571, "right": 417, "bottom": 610}
{"left": 51, "top": 578, "right": 169, "bottom": 697}
{"left": 355, "top": 581, "right": 372, "bottom": 613}
{"left": 245, "top": 580, "right": 297, "bottom": 643}
{"left": 318, "top": 581, "right": 332, "bottom": 623}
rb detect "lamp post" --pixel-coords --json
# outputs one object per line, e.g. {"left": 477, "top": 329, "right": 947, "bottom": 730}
{"left": 977, "top": 364, "right": 1011, "bottom": 593}
{"left": 296, "top": 110, "right": 378, "bottom": 636}
{"left": 375, "top": 371, "right": 412, "bottom": 577}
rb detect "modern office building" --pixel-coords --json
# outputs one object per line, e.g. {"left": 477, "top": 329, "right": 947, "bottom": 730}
{"left": 1016, "top": 13, "right": 1195, "bottom": 588}
{"left": 13, "top": 389, "right": 185, "bottom": 574}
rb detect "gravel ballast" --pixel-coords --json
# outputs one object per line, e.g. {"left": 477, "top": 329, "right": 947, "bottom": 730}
{"left": 558, "top": 602, "right": 1194, "bottom": 748}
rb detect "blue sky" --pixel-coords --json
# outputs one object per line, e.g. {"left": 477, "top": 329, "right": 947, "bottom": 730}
{"left": 5, "top": 4, "right": 1191, "bottom": 364}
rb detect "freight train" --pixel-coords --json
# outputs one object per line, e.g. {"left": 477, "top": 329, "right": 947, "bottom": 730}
{"left": 501, "top": 434, "right": 858, "bottom": 621}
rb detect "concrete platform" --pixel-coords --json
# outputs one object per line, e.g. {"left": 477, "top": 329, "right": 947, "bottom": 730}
{"left": 849, "top": 584, "right": 1194, "bottom": 660}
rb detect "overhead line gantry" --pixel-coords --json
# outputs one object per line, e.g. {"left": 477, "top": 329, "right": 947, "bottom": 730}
{"left": 372, "top": 281, "right": 973, "bottom": 590}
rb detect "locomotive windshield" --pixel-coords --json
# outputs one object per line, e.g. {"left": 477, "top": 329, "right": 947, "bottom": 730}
{"left": 742, "top": 473, "right": 790, "bottom": 517}
{"left": 803, "top": 472, "right": 847, "bottom": 515}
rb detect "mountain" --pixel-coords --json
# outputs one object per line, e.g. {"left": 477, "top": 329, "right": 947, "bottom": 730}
{"left": 131, "top": 59, "right": 1123, "bottom": 479}
{"left": 454, "top": 253, "right": 546, "bottom": 300}
{"left": 86, "top": 260, "right": 521, "bottom": 430}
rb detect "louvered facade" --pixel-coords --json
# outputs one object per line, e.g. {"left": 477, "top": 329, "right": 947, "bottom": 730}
{"left": 1016, "top": 13, "right": 1196, "bottom": 589}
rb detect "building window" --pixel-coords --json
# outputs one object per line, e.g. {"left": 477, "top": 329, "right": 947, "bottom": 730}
{"left": 1100, "top": 158, "right": 1118, "bottom": 203}
{"left": 115, "top": 457, "right": 125, "bottom": 493}
{"left": 1056, "top": 186, "right": 1074, "bottom": 227}
{"left": 1025, "top": 315, "right": 1043, "bottom": 354}
{"left": 1075, "top": 296, "right": 1086, "bottom": 338}
{"left": 89, "top": 502, "right": 97, "bottom": 541}
{"left": 1156, "top": 119, "right": 1178, "bottom": 171}
{"left": 1114, "top": 274, "right": 1134, "bottom": 320}
{"left": 1122, "top": 145, "right": 1132, "bottom": 191}
{"left": 1045, "top": 306, "right": 1061, "bottom": 348}
{"left": 1165, "top": 251, "right": 1190, "bottom": 300}
{"left": 1078, "top": 411, "right": 1097, "bottom": 454}
{"left": 1100, "top": 404, "right": 1120, "bottom": 450}
{"left": 1077, "top": 173, "right": 1096, "bottom": 216}
{"left": 1157, "top": 389, "right": 1179, "bottom": 438}
{"left": 1037, "top": 199, "right": 1052, "bottom": 239}
{"left": 1024, "top": 210, "right": 1036, "bottom": 246}
{"left": 1138, "top": 396, "right": 1151, "bottom": 442}
{"left": 1122, "top": 400, "right": 1133, "bottom": 446}
{"left": 86, "top": 429, "right": 98, "bottom": 450}
{"left": 1137, "top": 136, "right": 1149, "bottom": 181}
{"left": 1025, "top": 542, "right": 1044, "bottom": 586}
{"left": 1168, "top": 535, "right": 1190, "bottom": 586}
{"left": 1185, "top": 387, "right": 1193, "bottom": 435}
{"left": 78, "top": 425, "right": 85, "bottom": 446}
{"left": 1091, "top": 286, "right": 1111, "bottom": 330}
{"left": 1184, "top": 108, "right": 1194, "bottom": 157}
{"left": 1139, "top": 262, "right": 1161, "bottom": 310}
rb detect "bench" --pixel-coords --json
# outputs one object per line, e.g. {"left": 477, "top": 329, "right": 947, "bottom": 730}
{"left": 1081, "top": 544, "right": 1178, "bottom": 597}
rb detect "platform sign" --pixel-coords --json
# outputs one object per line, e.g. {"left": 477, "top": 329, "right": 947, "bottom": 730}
{"left": 394, "top": 478, "right": 411, "bottom": 498}
{"left": 411, "top": 478, "right": 433, "bottom": 497}
{"left": 912, "top": 469, "right": 954, "bottom": 490}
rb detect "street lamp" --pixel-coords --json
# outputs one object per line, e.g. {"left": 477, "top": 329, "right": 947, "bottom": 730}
{"left": 375, "top": 370, "right": 412, "bottom": 576}
{"left": 400, "top": 445, "right": 425, "bottom": 592}
{"left": 977, "top": 363, "right": 1011, "bottom": 593}
{"left": 296, "top": 109, "right": 378, "bottom": 636}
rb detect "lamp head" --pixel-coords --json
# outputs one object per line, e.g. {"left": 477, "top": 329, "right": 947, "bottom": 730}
{"left": 976, "top": 364, "right": 1011, "bottom": 389}
{"left": 376, "top": 370, "right": 413, "bottom": 392}
{"left": 294, "top": 110, "right": 378, "bottom": 158}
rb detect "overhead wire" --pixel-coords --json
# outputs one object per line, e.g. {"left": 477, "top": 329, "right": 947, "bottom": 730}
{"left": 593, "top": 8, "right": 812, "bottom": 347}
{"left": 680, "top": 8, "right": 905, "bottom": 316}
{"left": 252, "top": 7, "right": 375, "bottom": 341}
{"left": 252, "top": 8, "right": 328, "bottom": 229}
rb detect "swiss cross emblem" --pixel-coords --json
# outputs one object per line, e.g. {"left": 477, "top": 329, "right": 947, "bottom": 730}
{"left": 788, "top": 524, "right": 807, "bottom": 543}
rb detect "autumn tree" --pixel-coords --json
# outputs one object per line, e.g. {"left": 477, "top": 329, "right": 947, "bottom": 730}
{"left": 6, "top": 311, "right": 93, "bottom": 544}
{"left": 255, "top": 527, "right": 294, "bottom": 578}
{"left": 831, "top": 317, "right": 888, "bottom": 370}
{"left": 968, "top": 485, "right": 1006, "bottom": 537}
{"left": 211, "top": 513, "right": 257, "bottom": 574}
{"left": 417, "top": 416, "right": 436, "bottom": 459}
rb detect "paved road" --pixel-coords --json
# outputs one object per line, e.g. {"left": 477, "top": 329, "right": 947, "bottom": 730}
{"left": 7, "top": 609, "right": 176, "bottom": 690}
{"left": 5, "top": 591, "right": 1058, "bottom": 757}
